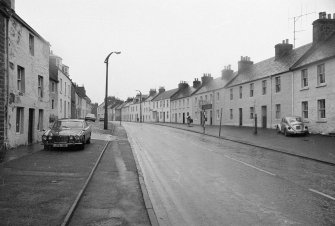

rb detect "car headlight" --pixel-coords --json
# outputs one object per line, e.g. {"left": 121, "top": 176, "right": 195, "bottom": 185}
{"left": 75, "top": 135, "right": 80, "bottom": 141}
{"left": 48, "top": 136, "right": 52, "bottom": 140}
{"left": 305, "top": 126, "right": 308, "bottom": 130}
{"left": 288, "top": 126, "right": 292, "bottom": 130}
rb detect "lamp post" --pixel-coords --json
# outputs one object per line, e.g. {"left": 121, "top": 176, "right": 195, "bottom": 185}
{"left": 104, "top": 51, "right": 121, "bottom": 130}
{"left": 136, "top": 90, "right": 142, "bottom": 123}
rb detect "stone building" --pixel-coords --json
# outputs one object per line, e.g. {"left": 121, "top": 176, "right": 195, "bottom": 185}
{"left": 1, "top": 0, "right": 51, "bottom": 147}
{"left": 151, "top": 87, "right": 178, "bottom": 123}
{"left": 142, "top": 89, "right": 157, "bottom": 122}
{"left": 171, "top": 81, "right": 199, "bottom": 124}
{"left": 291, "top": 12, "right": 335, "bottom": 134}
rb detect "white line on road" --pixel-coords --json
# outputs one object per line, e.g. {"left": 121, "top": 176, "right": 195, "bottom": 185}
{"left": 223, "top": 154, "right": 276, "bottom": 176}
{"left": 309, "top": 189, "right": 335, "bottom": 201}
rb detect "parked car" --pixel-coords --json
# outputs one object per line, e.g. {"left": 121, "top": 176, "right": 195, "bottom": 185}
{"left": 276, "top": 116, "right": 309, "bottom": 136}
{"left": 42, "top": 119, "right": 92, "bottom": 150}
{"left": 85, "top": 113, "right": 96, "bottom": 122}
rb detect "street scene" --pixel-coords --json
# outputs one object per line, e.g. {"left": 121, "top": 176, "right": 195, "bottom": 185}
{"left": 1, "top": 0, "right": 335, "bottom": 225}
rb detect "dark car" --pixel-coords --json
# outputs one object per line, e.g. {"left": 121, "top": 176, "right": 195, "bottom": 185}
{"left": 85, "top": 113, "right": 96, "bottom": 122}
{"left": 276, "top": 116, "right": 309, "bottom": 136}
{"left": 42, "top": 119, "right": 92, "bottom": 150}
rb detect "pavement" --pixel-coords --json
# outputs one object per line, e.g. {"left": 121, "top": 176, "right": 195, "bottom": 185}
{"left": 156, "top": 122, "right": 335, "bottom": 166}
{"left": 0, "top": 122, "right": 156, "bottom": 226}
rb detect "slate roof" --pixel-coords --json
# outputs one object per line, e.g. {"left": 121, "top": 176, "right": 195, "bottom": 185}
{"left": 171, "top": 86, "right": 197, "bottom": 100}
{"left": 227, "top": 43, "right": 312, "bottom": 87}
{"left": 116, "top": 102, "right": 127, "bottom": 110}
{"left": 76, "top": 86, "right": 87, "bottom": 98}
{"left": 292, "top": 32, "right": 335, "bottom": 69}
{"left": 152, "top": 88, "right": 179, "bottom": 101}
{"left": 194, "top": 75, "right": 237, "bottom": 95}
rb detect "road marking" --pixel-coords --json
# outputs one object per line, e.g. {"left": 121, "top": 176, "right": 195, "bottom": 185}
{"left": 309, "top": 189, "right": 335, "bottom": 201}
{"left": 224, "top": 154, "right": 276, "bottom": 176}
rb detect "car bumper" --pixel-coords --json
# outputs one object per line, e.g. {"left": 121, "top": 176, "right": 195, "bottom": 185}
{"left": 287, "top": 130, "right": 308, "bottom": 135}
{"left": 42, "top": 142, "right": 82, "bottom": 148}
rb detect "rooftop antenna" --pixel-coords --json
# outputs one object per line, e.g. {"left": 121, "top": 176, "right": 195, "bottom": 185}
{"left": 289, "top": 11, "right": 315, "bottom": 48}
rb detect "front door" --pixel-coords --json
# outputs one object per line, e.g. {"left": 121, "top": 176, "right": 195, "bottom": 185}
{"left": 163, "top": 112, "right": 165, "bottom": 123}
{"left": 239, "top": 108, "right": 243, "bottom": 126}
{"left": 261, "top": 106, "right": 267, "bottom": 128}
{"left": 183, "top": 113, "right": 185, "bottom": 124}
{"left": 210, "top": 110, "right": 213, "bottom": 125}
{"left": 28, "top": 108, "right": 34, "bottom": 144}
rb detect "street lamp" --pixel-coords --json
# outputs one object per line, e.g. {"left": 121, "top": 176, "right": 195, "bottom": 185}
{"left": 104, "top": 51, "right": 121, "bottom": 130}
{"left": 136, "top": 90, "right": 142, "bottom": 123}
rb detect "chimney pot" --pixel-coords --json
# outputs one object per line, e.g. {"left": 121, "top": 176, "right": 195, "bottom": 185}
{"left": 328, "top": 14, "right": 331, "bottom": 19}
{"left": 319, "top": 12, "right": 323, "bottom": 19}
{"left": 333, "top": 13, "right": 335, "bottom": 19}
{"left": 282, "top": 40, "right": 285, "bottom": 44}
{"left": 286, "top": 39, "right": 289, "bottom": 44}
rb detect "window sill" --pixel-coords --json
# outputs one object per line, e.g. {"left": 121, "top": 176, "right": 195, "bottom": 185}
{"left": 316, "top": 83, "right": 327, "bottom": 88}
{"left": 300, "top": 87, "right": 309, "bottom": 91}
{"left": 316, "top": 119, "right": 327, "bottom": 123}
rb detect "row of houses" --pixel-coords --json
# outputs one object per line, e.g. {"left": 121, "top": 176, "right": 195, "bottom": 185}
{"left": 0, "top": 0, "right": 92, "bottom": 148}
{"left": 108, "top": 12, "right": 335, "bottom": 135}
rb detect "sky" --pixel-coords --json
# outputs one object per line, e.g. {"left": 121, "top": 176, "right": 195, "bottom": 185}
{"left": 15, "top": 0, "right": 335, "bottom": 103}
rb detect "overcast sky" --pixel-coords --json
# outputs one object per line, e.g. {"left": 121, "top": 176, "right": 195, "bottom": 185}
{"left": 16, "top": 0, "right": 335, "bottom": 103}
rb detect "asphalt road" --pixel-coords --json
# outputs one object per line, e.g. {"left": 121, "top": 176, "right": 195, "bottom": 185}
{"left": 124, "top": 122, "right": 335, "bottom": 226}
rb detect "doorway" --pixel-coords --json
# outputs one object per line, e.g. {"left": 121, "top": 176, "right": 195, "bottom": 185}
{"left": 261, "top": 106, "right": 267, "bottom": 128}
{"left": 210, "top": 110, "right": 213, "bottom": 125}
{"left": 163, "top": 112, "right": 165, "bottom": 123}
{"left": 28, "top": 108, "right": 34, "bottom": 144}
{"left": 183, "top": 113, "right": 185, "bottom": 124}
{"left": 239, "top": 108, "right": 243, "bottom": 126}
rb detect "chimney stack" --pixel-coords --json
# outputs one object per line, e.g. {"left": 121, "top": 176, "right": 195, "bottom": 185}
{"left": 275, "top": 39, "right": 293, "bottom": 60}
{"left": 149, "top": 89, "right": 157, "bottom": 96}
{"left": 221, "top": 65, "right": 234, "bottom": 81}
{"left": 238, "top": 56, "right": 253, "bottom": 73}
{"left": 193, "top": 78, "right": 201, "bottom": 88}
{"left": 158, "top": 86, "right": 165, "bottom": 94}
{"left": 178, "top": 81, "right": 189, "bottom": 90}
{"left": 313, "top": 11, "right": 335, "bottom": 43}
{"left": 201, "top": 73, "right": 213, "bottom": 84}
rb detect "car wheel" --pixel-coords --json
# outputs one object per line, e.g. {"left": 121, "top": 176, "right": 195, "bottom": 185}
{"left": 276, "top": 126, "right": 281, "bottom": 133}
{"left": 79, "top": 137, "right": 85, "bottom": 150}
{"left": 86, "top": 134, "right": 91, "bottom": 144}
{"left": 284, "top": 129, "right": 289, "bottom": 137}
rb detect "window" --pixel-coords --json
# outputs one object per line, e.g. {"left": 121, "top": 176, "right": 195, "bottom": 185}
{"left": 17, "top": 66, "right": 25, "bottom": 93}
{"left": 317, "top": 64, "right": 325, "bottom": 85}
{"left": 51, "top": 99, "right": 55, "bottom": 109}
{"left": 60, "top": 98, "right": 62, "bottom": 113}
{"left": 275, "top": 104, "right": 281, "bottom": 119}
{"left": 68, "top": 85, "right": 70, "bottom": 97}
{"left": 262, "top": 80, "right": 267, "bottom": 95}
{"left": 167, "top": 111, "right": 169, "bottom": 119}
{"left": 230, "top": 88, "right": 233, "bottom": 100}
{"left": 301, "top": 69, "right": 308, "bottom": 88}
{"left": 250, "top": 107, "right": 254, "bottom": 119}
{"left": 166, "top": 100, "right": 169, "bottom": 107}
{"left": 183, "top": 99, "right": 185, "bottom": 106}
{"left": 302, "top": 101, "right": 308, "bottom": 119}
{"left": 187, "top": 98, "right": 189, "bottom": 106}
{"left": 60, "top": 79, "right": 63, "bottom": 93}
{"left": 275, "top": 76, "right": 281, "bottom": 93}
{"left": 210, "top": 94, "right": 213, "bottom": 102}
{"left": 216, "top": 109, "right": 219, "bottom": 120}
{"left": 38, "top": 109, "right": 43, "bottom": 131}
{"left": 217, "top": 92, "right": 220, "bottom": 100}
{"left": 230, "top": 109, "right": 233, "bottom": 119}
{"left": 51, "top": 81, "right": 55, "bottom": 92}
{"left": 195, "top": 97, "right": 197, "bottom": 105}
{"left": 38, "top": 76, "right": 43, "bottom": 98}
{"left": 250, "top": 83, "right": 254, "bottom": 97}
{"left": 16, "top": 107, "right": 24, "bottom": 133}
{"left": 239, "top": 86, "right": 242, "bottom": 99}
{"left": 29, "top": 34, "right": 34, "bottom": 55}
{"left": 163, "top": 100, "right": 165, "bottom": 108}
{"left": 64, "top": 100, "right": 66, "bottom": 118}
{"left": 205, "top": 95, "right": 207, "bottom": 101}
{"left": 317, "top": 99, "right": 326, "bottom": 119}
{"left": 65, "top": 82, "right": 67, "bottom": 96}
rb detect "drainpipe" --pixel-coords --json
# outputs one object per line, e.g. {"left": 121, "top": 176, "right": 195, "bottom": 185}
{"left": 270, "top": 75, "right": 273, "bottom": 129}
{"left": 291, "top": 71, "right": 294, "bottom": 115}
{"left": 4, "top": 11, "right": 11, "bottom": 148}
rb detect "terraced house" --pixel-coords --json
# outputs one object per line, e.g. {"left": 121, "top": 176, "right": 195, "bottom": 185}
{"left": 0, "top": 0, "right": 50, "bottom": 147}
{"left": 151, "top": 87, "right": 178, "bottom": 123}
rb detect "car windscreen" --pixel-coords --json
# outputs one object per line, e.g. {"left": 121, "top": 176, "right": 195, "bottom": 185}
{"left": 52, "top": 121, "right": 84, "bottom": 129}
{"left": 288, "top": 117, "right": 302, "bottom": 123}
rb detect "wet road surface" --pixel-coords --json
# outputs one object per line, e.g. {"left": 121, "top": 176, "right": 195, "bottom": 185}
{"left": 124, "top": 122, "right": 335, "bottom": 226}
